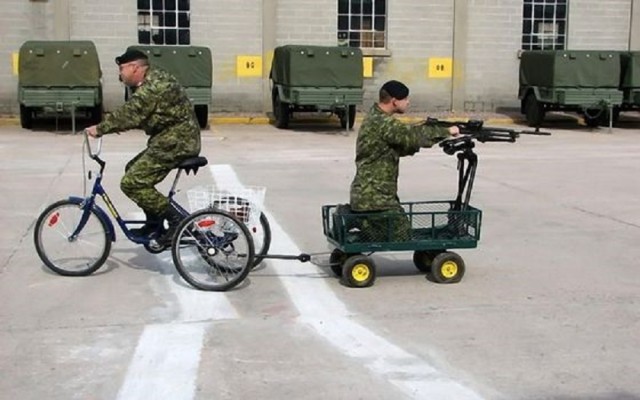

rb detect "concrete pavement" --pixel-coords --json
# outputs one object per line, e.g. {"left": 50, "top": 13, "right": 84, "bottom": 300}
{"left": 1, "top": 119, "right": 640, "bottom": 399}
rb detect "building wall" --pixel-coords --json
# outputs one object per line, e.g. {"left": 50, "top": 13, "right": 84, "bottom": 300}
{"left": 567, "top": 0, "right": 632, "bottom": 50}
{"left": 0, "top": 0, "right": 636, "bottom": 115}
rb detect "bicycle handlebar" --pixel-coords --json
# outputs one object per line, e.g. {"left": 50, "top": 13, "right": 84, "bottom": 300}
{"left": 82, "top": 129, "right": 103, "bottom": 158}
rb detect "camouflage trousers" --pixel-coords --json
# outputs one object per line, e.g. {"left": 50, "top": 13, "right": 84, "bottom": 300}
{"left": 357, "top": 203, "right": 412, "bottom": 242}
{"left": 120, "top": 148, "right": 187, "bottom": 216}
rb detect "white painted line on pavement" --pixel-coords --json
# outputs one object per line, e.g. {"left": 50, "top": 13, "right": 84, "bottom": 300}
{"left": 117, "top": 211, "right": 241, "bottom": 400}
{"left": 210, "top": 164, "right": 484, "bottom": 400}
{"left": 116, "top": 323, "right": 205, "bottom": 400}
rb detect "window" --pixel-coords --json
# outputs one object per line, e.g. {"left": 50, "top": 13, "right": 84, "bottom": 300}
{"left": 337, "top": 0, "right": 386, "bottom": 49}
{"left": 522, "top": 0, "right": 567, "bottom": 50}
{"left": 137, "top": 0, "right": 190, "bottom": 45}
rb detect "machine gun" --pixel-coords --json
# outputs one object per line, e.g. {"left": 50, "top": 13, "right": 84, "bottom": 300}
{"left": 424, "top": 117, "right": 551, "bottom": 155}
{"left": 423, "top": 118, "right": 551, "bottom": 211}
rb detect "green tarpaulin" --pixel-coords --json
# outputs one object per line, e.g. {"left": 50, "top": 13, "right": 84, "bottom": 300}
{"left": 270, "top": 45, "right": 363, "bottom": 88}
{"left": 520, "top": 50, "right": 621, "bottom": 88}
{"left": 621, "top": 51, "right": 640, "bottom": 88}
{"left": 19, "top": 40, "right": 101, "bottom": 87}
{"left": 127, "top": 45, "right": 212, "bottom": 87}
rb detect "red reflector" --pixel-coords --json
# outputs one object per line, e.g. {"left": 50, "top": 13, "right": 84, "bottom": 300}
{"left": 198, "top": 219, "right": 215, "bottom": 228}
{"left": 48, "top": 212, "right": 60, "bottom": 227}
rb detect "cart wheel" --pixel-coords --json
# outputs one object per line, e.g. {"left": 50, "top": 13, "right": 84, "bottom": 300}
{"left": 431, "top": 251, "right": 465, "bottom": 284}
{"left": 341, "top": 255, "right": 376, "bottom": 288}
{"left": 329, "top": 249, "right": 348, "bottom": 277}
{"left": 412, "top": 250, "right": 441, "bottom": 273}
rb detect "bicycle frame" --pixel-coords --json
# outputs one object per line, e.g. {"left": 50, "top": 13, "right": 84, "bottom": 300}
{"left": 71, "top": 133, "right": 190, "bottom": 245}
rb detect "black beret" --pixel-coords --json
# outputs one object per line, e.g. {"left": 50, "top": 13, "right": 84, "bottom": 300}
{"left": 115, "top": 49, "right": 148, "bottom": 65}
{"left": 381, "top": 80, "right": 410, "bottom": 100}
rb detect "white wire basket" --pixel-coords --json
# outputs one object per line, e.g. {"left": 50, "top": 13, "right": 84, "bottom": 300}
{"left": 187, "top": 185, "right": 266, "bottom": 226}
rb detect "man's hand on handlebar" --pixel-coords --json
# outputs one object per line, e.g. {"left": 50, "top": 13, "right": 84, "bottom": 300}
{"left": 85, "top": 125, "right": 100, "bottom": 138}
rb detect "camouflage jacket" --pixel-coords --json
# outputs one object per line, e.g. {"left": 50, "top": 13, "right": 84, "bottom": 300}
{"left": 349, "top": 104, "right": 450, "bottom": 211}
{"left": 97, "top": 67, "right": 201, "bottom": 157}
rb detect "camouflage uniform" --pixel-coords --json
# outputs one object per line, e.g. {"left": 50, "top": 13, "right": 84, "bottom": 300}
{"left": 349, "top": 104, "right": 449, "bottom": 241}
{"left": 97, "top": 67, "right": 201, "bottom": 216}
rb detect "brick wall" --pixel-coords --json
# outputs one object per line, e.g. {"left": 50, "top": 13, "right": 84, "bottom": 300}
{"left": 0, "top": 0, "right": 635, "bottom": 115}
{"left": 463, "top": 0, "right": 524, "bottom": 111}
{"left": 568, "top": 0, "right": 632, "bottom": 50}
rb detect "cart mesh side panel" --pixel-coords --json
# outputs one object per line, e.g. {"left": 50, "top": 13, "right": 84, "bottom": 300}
{"left": 322, "top": 201, "right": 482, "bottom": 251}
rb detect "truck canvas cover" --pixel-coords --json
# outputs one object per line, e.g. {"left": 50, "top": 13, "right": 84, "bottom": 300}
{"left": 127, "top": 45, "right": 212, "bottom": 87}
{"left": 621, "top": 51, "right": 640, "bottom": 89}
{"left": 520, "top": 50, "right": 621, "bottom": 88}
{"left": 270, "top": 45, "right": 363, "bottom": 88}
{"left": 19, "top": 40, "right": 101, "bottom": 87}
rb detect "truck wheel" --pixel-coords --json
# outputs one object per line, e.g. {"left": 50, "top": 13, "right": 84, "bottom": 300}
{"left": 20, "top": 105, "right": 33, "bottom": 129}
{"left": 583, "top": 108, "right": 603, "bottom": 127}
{"left": 525, "top": 94, "right": 544, "bottom": 127}
{"left": 195, "top": 105, "right": 209, "bottom": 129}
{"left": 339, "top": 105, "right": 356, "bottom": 130}
{"left": 273, "top": 91, "right": 289, "bottom": 129}
{"left": 90, "top": 105, "right": 103, "bottom": 125}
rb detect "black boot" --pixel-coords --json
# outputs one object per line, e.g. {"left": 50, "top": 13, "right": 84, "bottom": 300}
{"left": 158, "top": 205, "right": 185, "bottom": 245}
{"left": 130, "top": 211, "right": 163, "bottom": 237}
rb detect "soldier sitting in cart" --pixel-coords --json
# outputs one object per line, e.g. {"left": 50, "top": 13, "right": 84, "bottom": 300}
{"left": 348, "top": 80, "right": 459, "bottom": 242}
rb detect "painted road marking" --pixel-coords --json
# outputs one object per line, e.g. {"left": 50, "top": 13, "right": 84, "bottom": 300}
{"left": 117, "top": 212, "right": 239, "bottom": 400}
{"left": 210, "top": 164, "right": 484, "bottom": 400}
{"left": 116, "top": 323, "right": 206, "bottom": 400}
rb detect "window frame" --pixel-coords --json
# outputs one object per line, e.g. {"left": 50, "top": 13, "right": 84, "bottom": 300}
{"left": 337, "top": 0, "right": 388, "bottom": 52}
{"left": 521, "top": 0, "right": 568, "bottom": 51}
{"left": 137, "top": 0, "right": 191, "bottom": 46}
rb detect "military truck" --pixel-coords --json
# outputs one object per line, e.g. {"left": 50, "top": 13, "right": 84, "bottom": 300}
{"left": 620, "top": 51, "right": 640, "bottom": 113}
{"left": 519, "top": 50, "right": 624, "bottom": 127}
{"left": 270, "top": 45, "right": 364, "bottom": 130}
{"left": 18, "top": 40, "right": 103, "bottom": 129}
{"left": 126, "top": 45, "right": 213, "bottom": 129}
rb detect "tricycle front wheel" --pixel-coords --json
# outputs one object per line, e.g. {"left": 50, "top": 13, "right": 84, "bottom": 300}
{"left": 34, "top": 200, "right": 111, "bottom": 276}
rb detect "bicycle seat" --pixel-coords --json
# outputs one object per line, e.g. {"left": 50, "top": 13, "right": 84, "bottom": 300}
{"left": 178, "top": 156, "right": 208, "bottom": 175}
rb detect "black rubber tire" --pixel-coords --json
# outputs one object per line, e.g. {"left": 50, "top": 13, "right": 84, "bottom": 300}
{"left": 251, "top": 212, "right": 272, "bottom": 268}
{"left": 412, "top": 250, "right": 442, "bottom": 273}
{"left": 341, "top": 254, "right": 376, "bottom": 288}
{"left": 584, "top": 108, "right": 604, "bottom": 127}
{"left": 329, "top": 249, "right": 348, "bottom": 277}
{"left": 430, "top": 251, "right": 465, "bottom": 284}
{"left": 273, "top": 89, "right": 290, "bottom": 129}
{"left": 34, "top": 199, "right": 111, "bottom": 276}
{"left": 20, "top": 105, "right": 33, "bottom": 129}
{"left": 90, "top": 105, "right": 104, "bottom": 125}
{"left": 524, "top": 94, "right": 545, "bottom": 127}
{"left": 339, "top": 105, "right": 356, "bottom": 130}
{"left": 172, "top": 209, "right": 254, "bottom": 291}
{"left": 195, "top": 105, "right": 209, "bottom": 129}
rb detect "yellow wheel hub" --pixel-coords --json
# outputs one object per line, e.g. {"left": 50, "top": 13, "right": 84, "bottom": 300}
{"left": 440, "top": 261, "right": 458, "bottom": 279}
{"left": 351, "top": 263, "right": 370, "bottom": 282}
